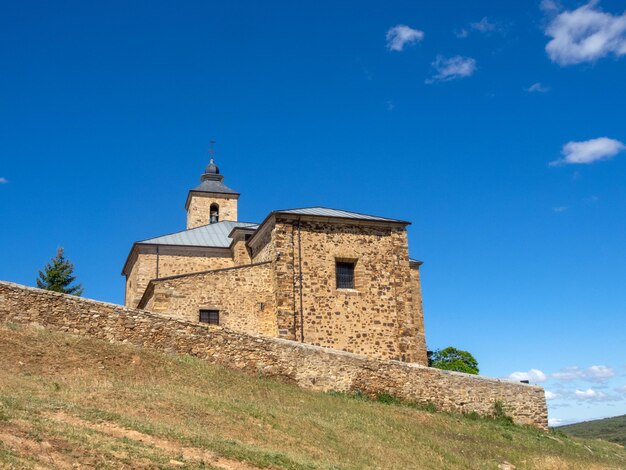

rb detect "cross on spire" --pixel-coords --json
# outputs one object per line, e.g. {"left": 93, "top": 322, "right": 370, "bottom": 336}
{"left": 208, "top": 139, "right": 216, "bottom": 161}
{"left": 202, "top": 140, "right": 221, "bottom": 178}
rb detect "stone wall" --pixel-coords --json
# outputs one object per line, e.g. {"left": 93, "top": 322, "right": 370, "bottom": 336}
{"left": 124, "top": 247, "right": 235, "bottom": 309}
{"left": 130, "top": 217, "right": 427, "bottom": 366}
{"left": 231, "top": 236, "right": 252, "bottom": 265}
{"left": 249, "top": 222, "right": 276, "bottom": 263}
{"left": 408, "top": 265, "right": 427, "bottom": 363}
{"left": 0, "top": 281, "right": 548, "bottom": 430}
{"left": 268, "top": 218, "right": 427, "bottom": 364}
{"left": 186, "top": 193, "right": 238, "bottom": 229}
{"left": 138, "top": 262, "right": 277, "bottom": 337}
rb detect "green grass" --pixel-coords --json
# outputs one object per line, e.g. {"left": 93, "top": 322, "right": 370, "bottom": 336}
{"left": 0, "top": 323, "right": 624, "bottom": 469}
{"left": 558, "top": 415, "right": 626, "bottom": 447}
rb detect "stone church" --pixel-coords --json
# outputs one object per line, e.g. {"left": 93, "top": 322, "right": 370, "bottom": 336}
{"left": 122, "top": 156, "right": 428, "bottom": 365}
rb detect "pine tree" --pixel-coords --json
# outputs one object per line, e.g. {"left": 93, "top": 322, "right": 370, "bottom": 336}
{"left": 36, "top": 247, "right": 84, "bottom": 296}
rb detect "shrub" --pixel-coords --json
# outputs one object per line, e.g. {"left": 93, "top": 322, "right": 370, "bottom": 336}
{"left": 492, "top": 401, "right": 514, "bottom": 425}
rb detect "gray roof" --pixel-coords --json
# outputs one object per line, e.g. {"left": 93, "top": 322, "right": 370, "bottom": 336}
{"left": 189, "top": 158, "right": 239, "bottom": 195}
{"left": 139, "top": 221, "right": 258, "bottom": 248}
{"left": 191, "top": 178, "right": 239, "bottom": 195}
{"left": 275, "top": 207, "right": 409, "bottom": 224}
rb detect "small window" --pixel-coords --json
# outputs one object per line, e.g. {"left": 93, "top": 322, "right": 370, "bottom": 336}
{"left": 210, "top": 203, "right": 219, "bottom": 224}
{"left": 199, "top": 309, "right": 219, "bottom": 325}
{"left": 336, "top": 261, "right": 355, "bottom": 289}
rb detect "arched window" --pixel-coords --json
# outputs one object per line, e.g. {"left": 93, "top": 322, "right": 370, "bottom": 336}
{"left": 210, "top": 203, "right": 219, "bottom": 224}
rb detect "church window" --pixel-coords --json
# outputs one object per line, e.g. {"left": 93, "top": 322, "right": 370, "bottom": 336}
{"left": 336, "top": 261, "right": 355, "bottom": 289}
{"left": 210, "top": 203, "right": 219, "bottom": 224}
{"left": 199, "top": 309, "right": 219, "bottom": 325}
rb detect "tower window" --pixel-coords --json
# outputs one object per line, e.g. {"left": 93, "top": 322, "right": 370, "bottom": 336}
{"left": 336, "top": 261, "right": 356, "bottom": 289}
{"left": 210, "top": 203, "right": 219, "bottom": 224}
{"left": 199, "top": 309, "right": 219, "bottom": 325}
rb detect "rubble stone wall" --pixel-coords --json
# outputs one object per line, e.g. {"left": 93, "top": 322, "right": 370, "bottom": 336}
{"left": 269, "top": 219, "right": 427, "bottom": 364}
{"left": 138, "top": 261, "right": 277, "bottom": 337}
{"left": 186, "top": 194, "right": 238, "bottom": 229}
{"left": 124, "top": 247, "right": 234, "bottom": 308}
{"left": 0, "top": 281, "right": 548, "bottom": 430}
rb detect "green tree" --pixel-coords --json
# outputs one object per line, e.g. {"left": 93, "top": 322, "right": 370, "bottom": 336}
{"left": 428, "top": 347, "right": 479, "bottom": 375}
{"left": 36, "top": 247, "right": 84, "bottom": 296}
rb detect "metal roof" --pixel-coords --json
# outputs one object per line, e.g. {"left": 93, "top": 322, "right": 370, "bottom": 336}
{"left": 139, "top": 221, "right": 258, "bottom": 248}
{"left": 189, "top": 157, "right": 239, "bottom": 195}
{"left": 275, "top": 207, "right": 409, "bottom": 224}
{"left": 191, "top": 179, "right": 239, "bottom": 195}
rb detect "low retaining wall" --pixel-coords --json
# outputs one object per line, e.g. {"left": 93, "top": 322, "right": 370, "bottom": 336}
{"left": 0, "top": 281, "right": 548, "bottom": 430}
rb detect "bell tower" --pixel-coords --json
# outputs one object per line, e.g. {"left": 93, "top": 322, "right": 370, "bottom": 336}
{"left": 185, "top": 148, "right": 239, "bottom": 229}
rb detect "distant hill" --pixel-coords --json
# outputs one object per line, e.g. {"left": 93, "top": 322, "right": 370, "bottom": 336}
{"left": 559, "top": 415, "right": 626, "bottom": 446}
{"left": 1, "top": 323, "right": 625, "bottom": 469}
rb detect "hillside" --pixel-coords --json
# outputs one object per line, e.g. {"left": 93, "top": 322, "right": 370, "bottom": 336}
{"left": 559, "top": 415, "right": 626, "bottom": 447}
{"left": 0, "top": 323, "right": 624, "bottom": 469}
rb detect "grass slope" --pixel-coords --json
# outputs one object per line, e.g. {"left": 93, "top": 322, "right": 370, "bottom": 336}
{"left": 559, "top": 415, "right": 626, "bottom": 447}
{"left": 0, "top": 323, "right": 624, "bottom": 469}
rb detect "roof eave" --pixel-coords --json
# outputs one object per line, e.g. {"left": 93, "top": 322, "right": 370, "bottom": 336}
{"left": 274, "top": 211, "right": 411, "bottom": 226}
{"left": 245, "top": 212, "right": 277, "bottom": 248}
{"left": 121, "top": 242, "right": 232, "bottom": 276}
{"left": 121, "top": 243, "right": 140, "bottom": 276}
{"left": 245, "top": 210, "right": 410, "bottom": 249}
{"left": 227, "top": 226, "right": 258, "bottom": 238}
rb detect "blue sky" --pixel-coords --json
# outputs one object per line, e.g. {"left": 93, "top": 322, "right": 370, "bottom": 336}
{"left": 1, "top": 0, "right": 625, "bottom": 425}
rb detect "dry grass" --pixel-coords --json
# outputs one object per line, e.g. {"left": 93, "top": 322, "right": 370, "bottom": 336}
{"left": 0, "top": 323, "right": 624, "bottom": 469}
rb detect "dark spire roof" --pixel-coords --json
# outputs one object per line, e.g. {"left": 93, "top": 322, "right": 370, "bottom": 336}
{"left": 191, "top": 156, "right": 239, "bottom": 196}
{"left": 204, "top": 158, "right": 219, "bottom": 175}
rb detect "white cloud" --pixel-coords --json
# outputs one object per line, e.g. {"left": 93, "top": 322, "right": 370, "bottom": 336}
{"left": 0, "top": 177, "right": 7, "bottom": 184}
{"left": 574, "top": 388, "right": 609, "bottom": 400}
{"left": 456, "top": 17, "right": 503, "bottom": 38}
{"left": 508, "top": 369, "right": 548, "bottom": 383}
{"left": 616, "top": 384, "right": 626, "bottom": 394}
{"left": 548, "top": 417, "right": 564, "bottom": 426}
{"left": 550, "top": 137, "right": 625, "bottom": 166}
{"left": 455, "top": 29, "right": 469, "bottom": 39}
{"left": 551, "top": 366, "right": 586, "bottom": 380}
{"left": 586, "top": 365, "right": 615, "bottom": 381}
{"left": 553, "top": 206, "right": 569, "bottom": 213}
{"left": 386, "top": 25, "right": 424, "bottom": 51}
{"left": 471, "top": 17, "right": 497, "bottom": 33}
{"left": 545, "top": 390, "right": 559, "bottom": 400}
{"left": 572, "top": 387, "right": 622, "bottom": 402}
{"left": 545, "top": 1, "right": 626, "bottom": 66}
{"left": 541, "top": 0, "right": 562, "bottom": 14}
{"left": 425, "top": 55, "right": 476, "bottom": 84}
{"left": 526, "top": 82, "right": 550, "bottom": 93}
{"left": 550, "top": 365, "right": 617, "bottom": 382}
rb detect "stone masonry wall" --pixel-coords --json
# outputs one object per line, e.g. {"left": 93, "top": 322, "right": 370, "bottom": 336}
{"left": 249, "top": 224, "right": 276, "bottom": 263}
{"left": 125, "top": 248, "right": 235, "bottom": 308}
{"left": 186, "top": 194, "right": 238, "bottom": 229}
{"left": 0, "top": 281, "right": 548, "bottom": 430}
{"left": 232, "top": 237, "right": 252, "bottom": 265}
{"left": 0, "top": 282, "right": 547, "bottom": 429}
{"left": 138, "top": 262, "right": 277, "bottom": 337}
{"left": 270, "top": 219, "right": 427, "bottom": 364}
{"left": 409, "top": 266, "right": 427, "bottom": 364}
